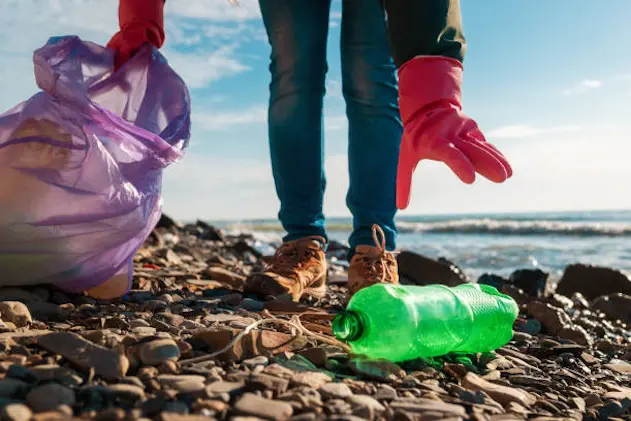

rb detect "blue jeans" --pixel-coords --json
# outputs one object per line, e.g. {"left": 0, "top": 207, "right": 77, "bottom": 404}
{"left": 259, "top": 0, "right": 402, "bottom": 251}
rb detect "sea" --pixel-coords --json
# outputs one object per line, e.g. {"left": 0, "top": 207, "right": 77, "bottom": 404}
{"left": 216, "top": 210, "right": 631, "bottom": 281}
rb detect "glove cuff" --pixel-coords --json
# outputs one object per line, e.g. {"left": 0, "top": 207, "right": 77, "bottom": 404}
{"left": 397, "top": 56, "right": 464, "bottom": 124}
{"left": 118, "top": 0, "right": 165, "bottom": 48}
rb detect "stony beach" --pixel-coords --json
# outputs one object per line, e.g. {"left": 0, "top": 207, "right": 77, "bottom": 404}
{"left": 0, "top": 215, "right": 630, "bottom": 421}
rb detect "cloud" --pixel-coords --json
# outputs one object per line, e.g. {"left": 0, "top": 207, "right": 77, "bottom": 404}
{"left": 163, "top": 46, "right": 250, "bottom": 89}
{"left": 166, "top": 0, "right": 261, "bottom": 21}
{"left": 193, "top": 107, "right": 267, "bottom": 130}
{"left": 562, "top": 79, "right": 603, "bottom": 95}
{"left": 486, "top": 124, "right": 580, "bottom": 139}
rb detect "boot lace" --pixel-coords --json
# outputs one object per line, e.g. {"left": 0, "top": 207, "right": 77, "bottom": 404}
{"left": 356, "top": 225, "right": 395, "bottom": 283}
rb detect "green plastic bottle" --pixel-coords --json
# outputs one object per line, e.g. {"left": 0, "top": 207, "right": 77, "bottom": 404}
{"left": 332, "top": 283, "right": 519, "bottom": 361}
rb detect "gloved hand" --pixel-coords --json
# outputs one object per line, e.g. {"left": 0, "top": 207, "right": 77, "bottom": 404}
{"left": 396, "top": 56, "right": 513, "bottom": 210}
{"left": 107, "top": 0, "right": 166, "bottom": 71}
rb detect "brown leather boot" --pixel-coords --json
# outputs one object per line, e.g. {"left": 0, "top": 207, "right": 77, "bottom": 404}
{"left": 348, "top": 224, "right": 399, "bottom": 297}
{"left": 244, "top": 236, "right": 327, "bottom": 302}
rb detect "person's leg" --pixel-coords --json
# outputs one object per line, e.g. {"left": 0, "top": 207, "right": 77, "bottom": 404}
{"left": 259, "top": 0, "right": 332, "bottom": 244}
{"left": 341, "top": 0, "right": 403, "bottom": 253}
{"left": 246, "top": 0, "right": 332, "bottom": 302}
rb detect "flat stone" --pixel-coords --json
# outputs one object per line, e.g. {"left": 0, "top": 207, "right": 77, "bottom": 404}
{"left": 291, "top": 371, "right": 332, "bottom": 389}
{"left": 102, "top": 384, "right": 146, "bottom": 401}
{"left": 462, "top": 372, "right": 536, "bottom": 408}
{"left": 37, "top": 332, "right": 129, "bottom": 380}
{"left": 390, "top": 398, "right": 467, "bottom": 416}
{"left": 604, "top": 362, "right": 631, "bottom": 374}
{"left": 348, "top": 395, "right": 385, "bottom": 412}
{"left": 205, "top": 380, "right": 245, "bottom": 396}
{"left": 0, "top": 302, "right": 31, "bottom": 327}
{"left": 243, "top": 356, "right": 269, "bottom": 369}
{"left": 157, "top": 375, "right": 205, "bottom": 393}
{"left": 26, "top": 383, "right": 75, "bottom": 412}
{"left": 138, "top": 338, "right": 181, "bottom": 365}
{"left": 319, "top": 382, "right": 353, "bottom": 400}
{"left": 248, "top": 373, "right": 289, "bottom": 395}
{"left": 234, "top": 393, "right": 293, "bottom": 421}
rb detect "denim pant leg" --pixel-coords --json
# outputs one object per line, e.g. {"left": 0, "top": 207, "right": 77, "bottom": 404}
{"left": 341, "top": 0, "right": 403, "bottom": 252}
{"left": 258, "top": 0, "right": 332, "bottom": 244}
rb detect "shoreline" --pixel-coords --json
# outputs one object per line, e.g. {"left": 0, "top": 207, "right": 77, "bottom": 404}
{"left": 0, "top": 215, "right": 629, "bottom": 419}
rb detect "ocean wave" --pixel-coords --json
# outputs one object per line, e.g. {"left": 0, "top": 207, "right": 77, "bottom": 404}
{"left": 226, "top": 219, "right": 631, "bottom": 237}
{"left": 398, "top": 219, "right": 631, "bottom": 236}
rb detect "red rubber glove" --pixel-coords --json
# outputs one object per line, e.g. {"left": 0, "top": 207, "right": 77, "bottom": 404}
{"left": 396, "top": 56, "right": 513, "bottom": 210}
{"left": 107, "top": 0, "right": 166, "bottom": 71}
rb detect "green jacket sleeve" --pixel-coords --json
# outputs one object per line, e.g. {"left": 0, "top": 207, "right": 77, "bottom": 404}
{"left": 382, "top": 0, "right": 466, "bottom": 68}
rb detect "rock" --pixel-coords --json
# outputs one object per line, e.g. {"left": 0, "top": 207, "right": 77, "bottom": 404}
{"left": 26, "top": 383, "right": 75, "bottom": 412}
{"left": 319, "top": 383, "right": 353, "bottom": 400}
{"left": 390, "top": 398, "right": 467, "bottom": 416}
{"left": 0, "top": 302, "right": 31, "bottom": 327}
{"left": 157, "top": 413, "right": 211, "bottom": 421}
{"left": 397, "top": 251, "right": 468, "bottom": 286}
{"left": 348, "top": 359, "right": 405, "bottom": 382}
{"left": 297, "top": 348, "right": 328, "bottom": 367}
{"left": 348, "top": 395, "right": 385, "bottom": 412}
{"left": 604, "top": 362, "right": 631, "bottom": 374}
{"left": 0, "top": 288, "right": 42, "bottom": 304}
{"left": 509, "top": 269, "right": 550, "bottom": 297}
{"left": 374, "top": 385, "right": 397, "bottom": 400}
{"left": 0, "top": 404, "right": 32, "bottom": 421}
{"left": 37, "top": 332, "right": 129, "bottom": 380}
{"left": 591, "top": 293, "right": 631, "bottom": 323}
{"left": 205, "top": 380, "right": 245, "bottom": 396}
{"left": 138, "top": 339, "right": 181, "bottom": 365}
{"left": 556, "top": 264, "right": 631, "bottom": 300}
{"left": 461, "top": 372, "right": 536, "bottom": 408}
{"left": 234, "top": 393, "right": 293, "bottom": 420}
{"left": 525, "top": 301, "right": 571, "bottom": 335}
{"left": 192, "top": 328, "right": 307, "bottom": 362}
{"left": 102, "top": 384, "right": 147, "bottom": 401}
{"left": 0, "top": 378, "right": 29, "bottom": 398}
{"left": 205, "top": 267, "right": 246, "bottom": 287}
{"left": 477, "top": 273, "right": 509, "bottom": 291}
{"left": 291, "top": 371, "right": 332, "bottom": 389}
{"left": 243, "top": 356, "right": 269, "bottom": 369}
{"left": 157, "top": 375, "right": 205, "bottom": 394}
{"left": 558, "top": 325, "right": 592, "bottom": 346}
{"left": 248, "top": 373, "right": 289, "bottom": 395}
{"left": 156, "top": 214, "right": 179, "bottom": 230}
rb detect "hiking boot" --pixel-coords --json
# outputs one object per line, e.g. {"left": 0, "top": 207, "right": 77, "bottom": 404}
{"left": 348, "top": 224, "right": 399, "bottom": 297}
{"left": 244, "top": 236, "right": 327, "bottom": 301}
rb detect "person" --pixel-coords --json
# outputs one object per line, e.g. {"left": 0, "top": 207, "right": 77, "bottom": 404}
{"left": 108, "top": 0, "right": 512, "bottom": 302}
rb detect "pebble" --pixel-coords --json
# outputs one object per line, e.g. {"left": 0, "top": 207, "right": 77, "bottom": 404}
{"left": 157, "top": 375, "right": 206, "bottom": 393}
{"left": 234, "top": 393, "right": 293, "bottom": 421}
{"left": 26, "top": 383, "right": 76, "bottom": 412}
{"left": 291, "top": 371, "right": 332, "bottom": 389}
{"left": 243, "top": 356, "right": 269, "bottom": 369}
{"left": 462, "top": 372, "right": 536, "bottom": 408}
{"left": 0, "top": 302, "right": 32, "bottom": 327}
{"left": 138, "top": 338, "right": 181, "bottom": 365}
{"left": 0, "top": 404, "right": 32, "bottom": 421}
{"left": 319, "top": 383, "right": 353, "bottom": 400}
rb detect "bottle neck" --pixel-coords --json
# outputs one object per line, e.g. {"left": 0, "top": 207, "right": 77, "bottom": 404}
{"left": 332, "top": 311, "right": 363, "bottom": 342}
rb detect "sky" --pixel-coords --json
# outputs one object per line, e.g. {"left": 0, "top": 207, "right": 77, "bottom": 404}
{"left": 1, "top": 0, "right": 630, "bottom": 221}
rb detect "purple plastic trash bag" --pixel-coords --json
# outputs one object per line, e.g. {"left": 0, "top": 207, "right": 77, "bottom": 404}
{"left": 0, "top": 36, "right": 191, "bottom": 296}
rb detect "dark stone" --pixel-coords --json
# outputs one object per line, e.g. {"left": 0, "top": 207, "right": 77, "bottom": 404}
{"left": 591, "top": 293, "right": 631, "bottom": 324}
{"left": 509, "top": 269, "right": 549, "bottom": 297}
{"left": 397, "top": 251, "right": 468, "bottom": 287}
{"left": 556, "top": 264, "right": 631, "bottom": 300}
{"left": 477, "top": 274, "right": 509, "bottom": 291}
